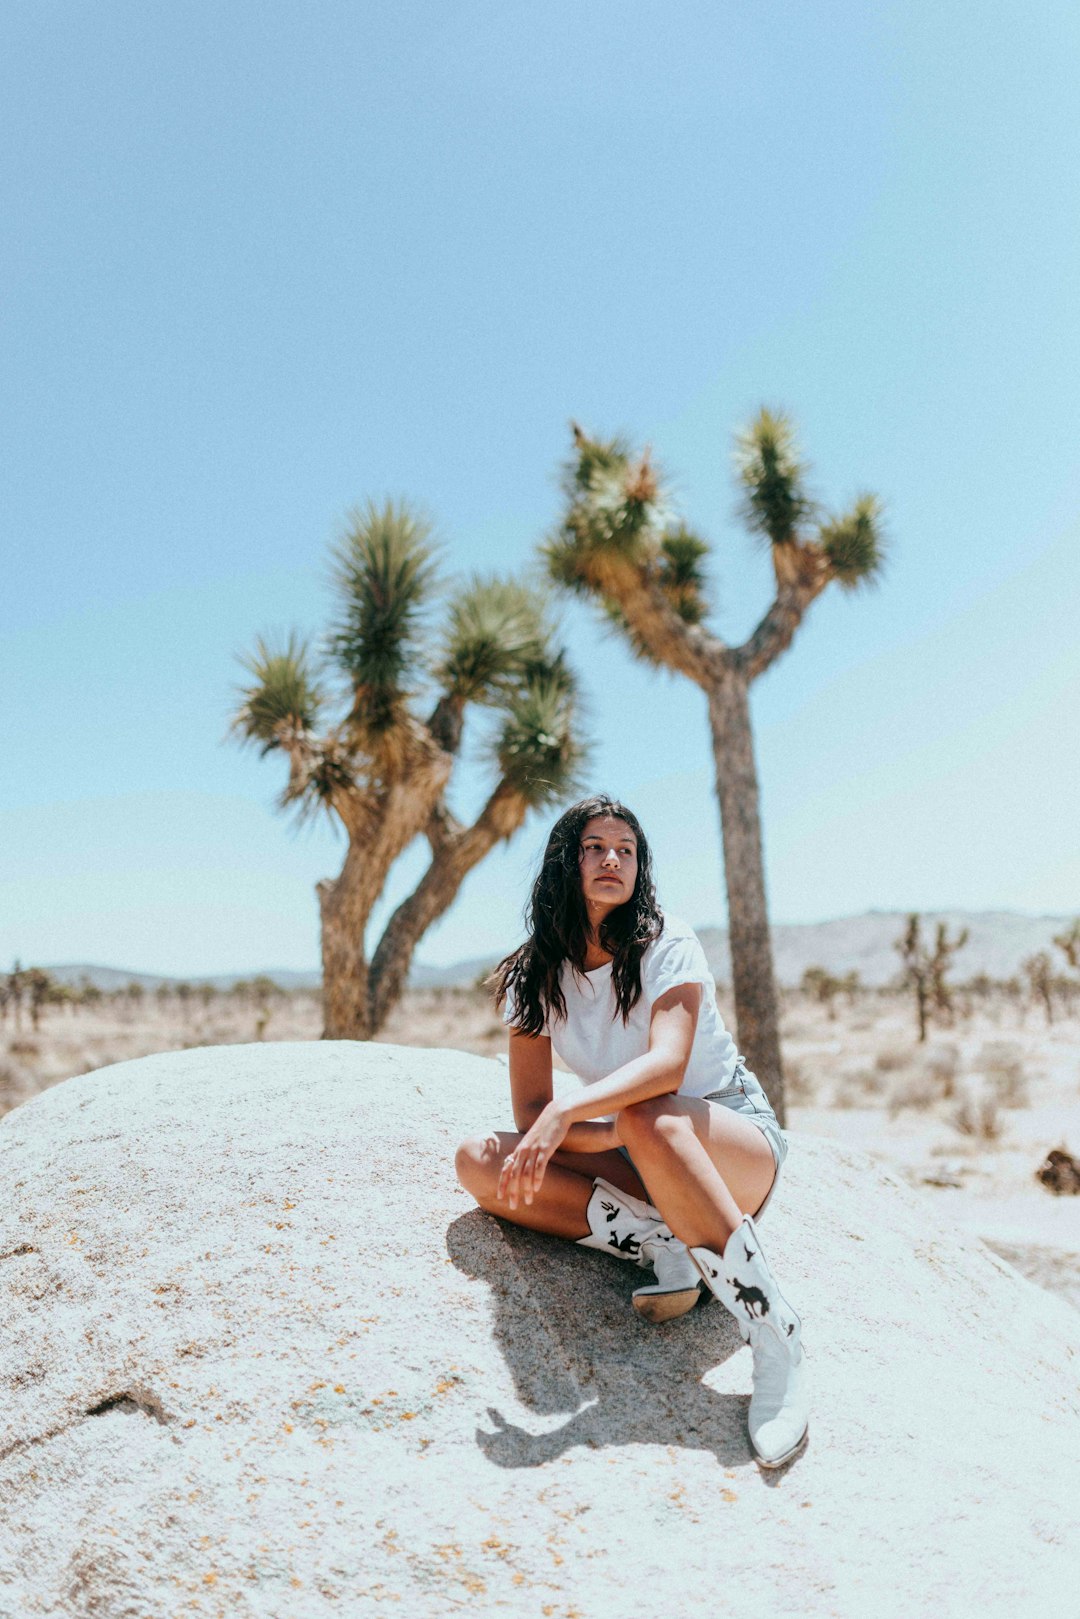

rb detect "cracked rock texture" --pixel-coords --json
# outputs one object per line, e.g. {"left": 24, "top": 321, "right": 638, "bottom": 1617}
{"left": 1, "top": 1041, "right": 1078, "bottom": 1618}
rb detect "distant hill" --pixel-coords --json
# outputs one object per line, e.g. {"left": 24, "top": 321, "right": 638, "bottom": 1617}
{"left": 36, "top": 910, "right": 1077, "bottom": 995}
{"left": 408, "top": 956, "right": 498, "bottom": 990}
{"left": 695, "top": 911, "right": 1077, "bottom": 988}
{"left": 40, "top": 965, "right": 322, "bottom": 993}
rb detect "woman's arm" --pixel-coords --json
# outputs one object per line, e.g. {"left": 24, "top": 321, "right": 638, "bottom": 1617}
{"left": 498, "top": 982, "right": 701, "bottom": 1207}
{"left": 507, "top": 1028, "right": 621, "bottom": 1154}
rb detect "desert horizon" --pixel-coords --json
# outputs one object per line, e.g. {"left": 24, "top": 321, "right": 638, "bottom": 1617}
{"left": 18, "top": 903, "right": 1080, "bottom": 995}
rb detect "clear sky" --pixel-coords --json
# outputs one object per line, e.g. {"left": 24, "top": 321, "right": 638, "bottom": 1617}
{"left": 4, "top": 1, "right": 1080, "bottom": 977}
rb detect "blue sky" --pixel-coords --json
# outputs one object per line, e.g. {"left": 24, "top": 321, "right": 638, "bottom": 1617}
{"left": 4, "top": 1, "right": 1080, "bottom": 976}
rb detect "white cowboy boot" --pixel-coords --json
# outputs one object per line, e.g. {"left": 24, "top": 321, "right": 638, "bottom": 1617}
{"left": 691, "top": 1215, "right": 808, "bottom": 1468}
{"left": 577, "top": 1178, "right": 701, "bottom": 1322}
{"left": 632, "top": 1227, "right": 705, "bottom": 1323}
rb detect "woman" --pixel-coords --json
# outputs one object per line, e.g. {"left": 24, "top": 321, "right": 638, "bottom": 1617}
{"left": 455, "top": 794, "right": 808, "bottom": 1469}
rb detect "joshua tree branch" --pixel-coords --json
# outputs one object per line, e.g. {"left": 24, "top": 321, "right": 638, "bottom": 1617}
{"left": 584, "top": 555, "right": 726, "bottom": 687}
{"left": 425, "top": 798, "right": 464, "bottom": 856}
{"left": 737, "top": 553, "right": 830, "bottom": 681}
{"left": 368, "top": 777, "right": 528, "bottom": 1031}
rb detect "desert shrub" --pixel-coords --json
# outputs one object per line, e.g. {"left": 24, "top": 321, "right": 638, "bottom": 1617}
{"left": 778, "top": 1010, "right": 815, "bottom": 1043}
{"left": 875, "top": 1045, "right": 912, "bottom": 1075}
{"left": 830, "top": 1075, "right": 862, "bottom": 1110}
{"left": 854, "top": 1065, "right": 888, "bottom": 1098}
{"left": 886, "top": 1068, "right": 942, "bottom": 1117}
{"left": 833, "top": 1068, "right": 885, "bottom": 1108}
{"left": 950, "top": 1083, "right": 1002, "bottom": 1142}
{"left": 977, "top": 1041, "right": 1029, "bottom": 1108}
{"left": 782, "top": 1056, "right": 816, "bottom": 1105}
{"left": 0, "top": 1058, "right": 33, "bottom": 1110}
{"left": 922, "top": 1044, "right": 961, "bottom": 1099}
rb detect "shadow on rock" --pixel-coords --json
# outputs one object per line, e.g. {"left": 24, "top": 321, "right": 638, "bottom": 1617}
{"left": 446, "top": 1209, "right": 755, "bottom": 1470}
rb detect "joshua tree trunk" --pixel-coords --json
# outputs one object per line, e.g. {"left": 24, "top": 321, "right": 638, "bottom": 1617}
{"left": 707, "top": 672, "right": 785, "bottom": 1123}
{"left": 317, "top": 847, "right": 375, "bottom": 1040}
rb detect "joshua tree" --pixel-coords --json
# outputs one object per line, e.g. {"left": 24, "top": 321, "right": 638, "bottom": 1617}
{"left": 76, "top": 979, "right": 102, "bottom": 1012}
{"left": 5, "top": 962, "right": 26, "bottom": 1030}
{"left": 546, "top": 412, "right": 885, "bottom": 1121}
{"left": 233, "top": 499, "right": 584, "bottom": 1039}
{"left": 1022, "top": 950, "right": 1055, "bottom": 1026}
{"left": 801, "top": 965, "right": 842, "bottom": 1020}
{"left": 248, "top": 975, "right": 284, "bottom": 1042}
{"left": 1053, "top": 918, "right": 1080, "bottom": 974}
{"left": 24, "top": 968, "right": 59, "bottom": 1031}
{"left": 895, "top": 914, "right": 968, "bottom": 1042}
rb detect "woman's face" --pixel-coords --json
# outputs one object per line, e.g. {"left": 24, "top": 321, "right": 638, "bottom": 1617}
{"left": 577, "top": 814, "right": 639, "bottom": 918}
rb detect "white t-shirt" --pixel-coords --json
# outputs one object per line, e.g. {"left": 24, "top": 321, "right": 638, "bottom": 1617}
{"left": 506, "top": 916, "right": 739, "bottom": 1100}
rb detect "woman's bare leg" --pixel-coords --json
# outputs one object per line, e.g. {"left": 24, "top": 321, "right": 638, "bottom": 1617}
{"left": 455, "top": 1130, "right": 649, "bottom": 1240}
{"left": 616, "top": 1096, "right": 775, "bottom": 1251}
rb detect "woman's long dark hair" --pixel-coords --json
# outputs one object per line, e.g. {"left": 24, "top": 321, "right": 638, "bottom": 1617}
{"left": 493, "top": 794, "right": 663, "bottom": 1036}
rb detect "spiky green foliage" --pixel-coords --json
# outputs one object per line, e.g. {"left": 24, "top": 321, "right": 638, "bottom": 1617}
{"left": 495, "top": 670, "right": 586, "bottom": 808}
{"left": 328, "top": 499, "right": 438, "bottom": 728}
{"left": 542, "top": 530, "right": 594, "bottom": 596}
{"left": 820, "top": 494, "right": 886, "bottom": 588}
{"left": 563, "top": 429, "right": 634, "bottom": 497}
{"left": 281, "top": 735, "right": 358, "bottom": 824}
{"left": 550, "top": 428, "right": 666, "bottom": 573}
{"left": 232, "top": 634, "right": 324, "bottom": 754}
{"left": 658, "top": 525, "right": 709, "bottom": 623}
{"left": 734, "top": 408, "right": 816, "bottom": 549}
{"left": 437, "top": 577, "right": 550, "bottom": 702}
{"left": 517, "top": 646, "right": 576, "bottom": 701}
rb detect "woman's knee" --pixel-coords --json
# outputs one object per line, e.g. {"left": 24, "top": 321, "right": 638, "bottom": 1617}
{"left": 617, "top": 1095, "right": 689, "bottom": 1149}
{"left": 454, "top": 1134, "right": 500, "bottom": 1197}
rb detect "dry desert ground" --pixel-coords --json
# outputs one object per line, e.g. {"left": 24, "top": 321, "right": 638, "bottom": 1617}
{"left": 3, "top": 982, "right": 1079, "bottom": 1308}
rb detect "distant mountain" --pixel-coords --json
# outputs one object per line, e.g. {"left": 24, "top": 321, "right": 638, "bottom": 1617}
{"left": 696, "top": 911, "right": 1077, "bottom": 988}
{"left": 408, "top": 956, "right": 498, "bottom": 990}
{"left": 40, "top": 965, "right": 322, "bottom": 992}
{"left": 40, "top": 961, "right": 491, "bottom": 994}
{"left": 34, "top": 911, "right": 1078, "bottom": 994}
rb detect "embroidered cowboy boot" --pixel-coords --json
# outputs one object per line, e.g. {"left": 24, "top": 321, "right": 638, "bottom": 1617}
{"left": 691, "top": 1214, "right": 808, "bottom": 1467}
{"left": 632, "top": 1226, "right": 705, "bottom": 1323}
{"left": 577, "top": 1177, "right": 701, "bottom": 1322}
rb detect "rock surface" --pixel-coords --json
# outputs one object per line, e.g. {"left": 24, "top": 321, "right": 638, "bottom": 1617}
{"left": 1, "top": 1042, "right": 1078, "bottom": 1618}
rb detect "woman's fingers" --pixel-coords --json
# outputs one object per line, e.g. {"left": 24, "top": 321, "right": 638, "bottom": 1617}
{"left": 522, "top": 1149, "right": 546, "bottom": 1201}
{"left": 497, "top": 1153, "right": 516, "bottom": 1203}
{"left": 498, "top": 1149, "right": 527, "bottom": 1208}
{"left": 497, "top": 1145, "right": 547, "bottom": 1208}
{"left": 497, "top": 1114, "right": 563, "bottom": 1207}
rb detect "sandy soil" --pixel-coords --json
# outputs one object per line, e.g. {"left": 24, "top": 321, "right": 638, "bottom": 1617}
{"left": 4, "top": 985, "right": 1078, "bottom": 1305}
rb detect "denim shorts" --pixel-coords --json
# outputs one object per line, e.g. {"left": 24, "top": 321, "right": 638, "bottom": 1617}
{"left": 619, "top": 1061, "right": 787, "bottom": 1219}
{"left": 701, "top": 1061, "right": 787, "bottom": 1218}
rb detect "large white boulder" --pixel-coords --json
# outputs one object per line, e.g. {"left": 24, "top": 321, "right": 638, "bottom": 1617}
{"left": 1, "top": 1042, "right": 1077, "bottom": 1618}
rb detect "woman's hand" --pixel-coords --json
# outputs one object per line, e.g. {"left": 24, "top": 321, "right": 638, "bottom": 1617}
{"left": 497, "top": 1101, "right": 569, "bottom": 1210}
